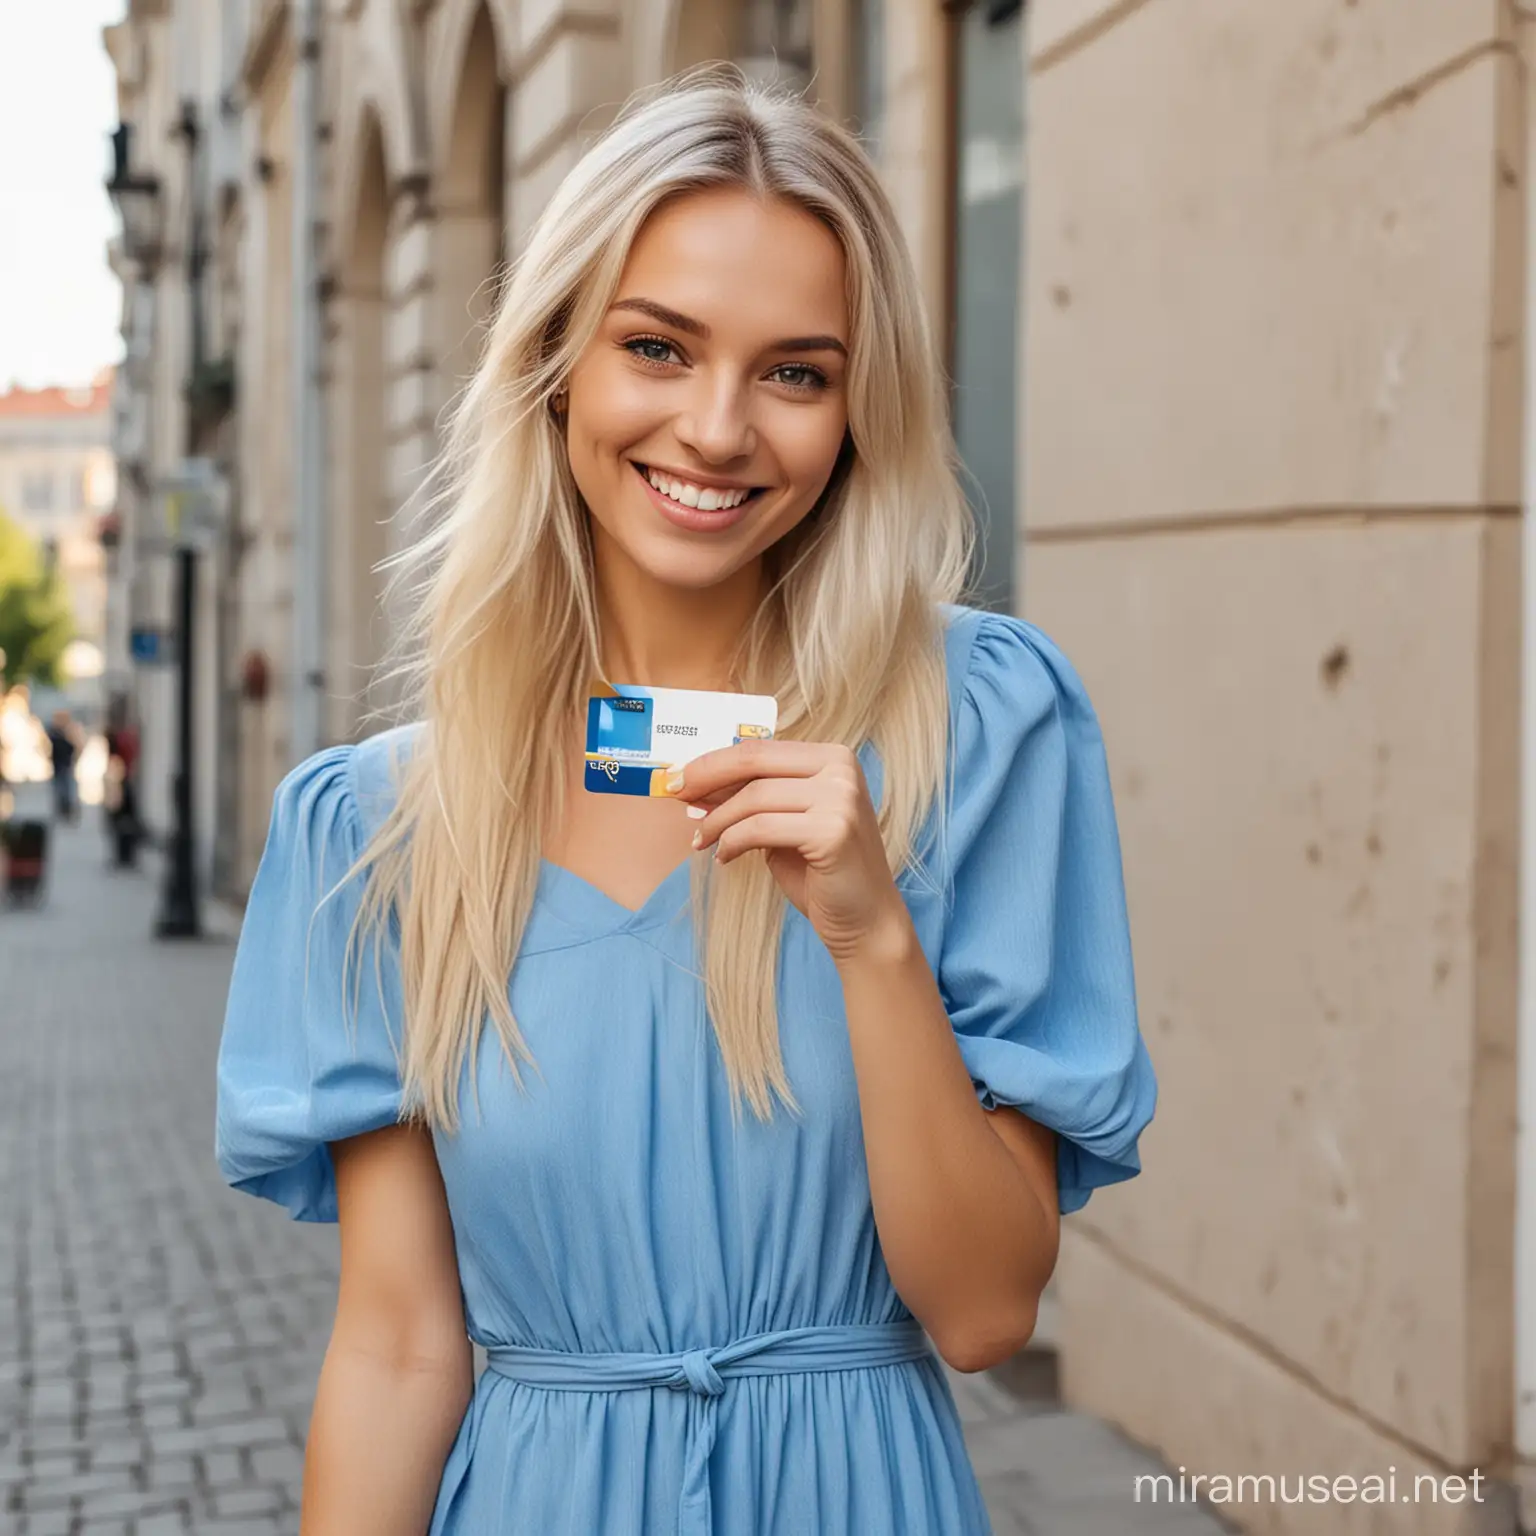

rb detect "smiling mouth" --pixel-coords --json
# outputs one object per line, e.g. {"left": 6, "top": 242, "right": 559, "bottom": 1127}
{"left": 633, "top": 462, "right": 767, "bottom": 512}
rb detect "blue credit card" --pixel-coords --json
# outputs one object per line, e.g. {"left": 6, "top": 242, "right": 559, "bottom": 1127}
{"left": 584, "top": 683, "right": 778, "bottom": 796}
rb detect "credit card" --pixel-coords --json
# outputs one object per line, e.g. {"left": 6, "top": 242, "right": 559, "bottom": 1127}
{"left": 584, "top": 683, "right": 778, "bottom": 796}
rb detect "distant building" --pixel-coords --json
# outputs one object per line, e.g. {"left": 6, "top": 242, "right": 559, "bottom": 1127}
{"left": 0, "top": 372, "right": 115, "bottom": 721}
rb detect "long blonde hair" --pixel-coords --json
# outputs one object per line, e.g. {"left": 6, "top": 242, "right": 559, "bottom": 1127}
{"left": 354, "top": 66, "right": 975, "bottom": 1130}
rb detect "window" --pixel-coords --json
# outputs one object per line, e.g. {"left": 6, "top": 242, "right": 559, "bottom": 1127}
{"left": 20, "top": 471, "right": 55, "bottom": 514}
{"left": 950, "top": 0, "right": 1024, "bottom": 613}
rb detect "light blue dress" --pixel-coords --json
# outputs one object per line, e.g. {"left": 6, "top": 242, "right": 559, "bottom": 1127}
{"left": 215, "top": 605, "right": 1157, "bottom": 1535}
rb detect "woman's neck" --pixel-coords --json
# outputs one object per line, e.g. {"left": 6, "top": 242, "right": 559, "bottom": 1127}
{"left": 592, "top": 541, "right": 766, "bottom": 692}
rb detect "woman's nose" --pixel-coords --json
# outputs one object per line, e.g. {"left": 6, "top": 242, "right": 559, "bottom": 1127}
{"left": 672, "top": 376, "right": 757, "bottom": 464}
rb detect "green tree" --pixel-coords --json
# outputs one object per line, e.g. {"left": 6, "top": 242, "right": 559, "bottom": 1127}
{"left": 0, "top": 504, "right": 74, "bottom": 689}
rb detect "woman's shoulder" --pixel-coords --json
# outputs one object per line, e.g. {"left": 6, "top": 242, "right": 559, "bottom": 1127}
{"left": 936, "top": 602, "right": 1098, "bottom": 735}
{"left": 347, "top": 722, "right": 426, "bottom": 842}
{"left": 220, "top": 729, "right": 417, "bottom": 1223}
{"left": 273, "top": 722, "right": 424, "bottom": 849}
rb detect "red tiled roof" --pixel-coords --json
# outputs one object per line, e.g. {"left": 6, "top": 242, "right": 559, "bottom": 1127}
{"left": 0, "top": 369, "right": 115, "bottom": 419}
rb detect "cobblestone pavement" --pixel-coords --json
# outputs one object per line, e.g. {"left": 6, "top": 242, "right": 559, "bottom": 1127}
{"left": 1, "top": 797, "right": 1228, "bottom": 1536}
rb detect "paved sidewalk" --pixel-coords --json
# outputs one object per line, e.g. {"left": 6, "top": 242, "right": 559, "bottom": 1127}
{"left": 0, "top": 799, "right": 1228, "bottom": 1535}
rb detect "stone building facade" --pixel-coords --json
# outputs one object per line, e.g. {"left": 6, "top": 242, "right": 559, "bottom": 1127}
{"left": 102, "top": 0, "right": 1534, "bottom": 1531}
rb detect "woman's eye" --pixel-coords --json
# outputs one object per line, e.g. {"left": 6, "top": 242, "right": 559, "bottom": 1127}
{"left": 624, "top": 336, "right": 680, "bottom": 366}
{"left": 770, "top": 364, "right": 827, "bottom": 392}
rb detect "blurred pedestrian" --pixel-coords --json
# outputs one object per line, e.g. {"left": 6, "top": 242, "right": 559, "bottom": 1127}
{"left": 103, "top": 694, "right": 142, "bottom": 867}
{"left": 44, "top": 709, "right": 80, "bottom": 824}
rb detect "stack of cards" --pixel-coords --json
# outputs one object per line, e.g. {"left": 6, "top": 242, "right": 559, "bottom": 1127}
{"left": 584, "top": 684, "right": 778, "bottom": 796}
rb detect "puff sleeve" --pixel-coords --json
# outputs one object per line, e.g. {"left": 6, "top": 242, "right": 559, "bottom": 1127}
{"left": 215, "top": 745, "right": 405, "bottom": 1221}
{"left": 938, "top": 612, "right": 1157, "bottom": 1214}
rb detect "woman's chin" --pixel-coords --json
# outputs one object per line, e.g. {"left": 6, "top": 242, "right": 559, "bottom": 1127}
{"left": 608, "top": 528, "right": 752, "bottom": 591}
{"left": 646, "top": 554, "right": 746, "bottom": 593}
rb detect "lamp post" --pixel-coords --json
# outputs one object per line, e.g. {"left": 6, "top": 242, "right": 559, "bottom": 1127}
{"left": 161, "top": 103, "right": 207, "bottom": 939}
{"left": 106, "top": 126, "right": 161, "bottom": 267}
{"left": 108, "top": 119, "right": 202, "bottom": 938}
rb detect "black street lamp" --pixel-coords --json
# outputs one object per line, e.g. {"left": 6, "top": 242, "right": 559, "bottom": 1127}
{"left": 106, "top": 125, "right": 162, "bottom": 268}
{"left": 107, "top": 116, "right": 202, "bottom": 939}
{"left": 155, "top": 539, "right": 199, "bottom": 939}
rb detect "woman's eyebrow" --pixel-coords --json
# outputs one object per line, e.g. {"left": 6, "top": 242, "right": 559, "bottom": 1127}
{"left": 611, "top": 298, "right": 709, "bottom": 336}
{"left": 770, "top": 334, "right": 847, "bottom": 357}
{"left": 610, "top": 297, "right": 848, "bottom": 357}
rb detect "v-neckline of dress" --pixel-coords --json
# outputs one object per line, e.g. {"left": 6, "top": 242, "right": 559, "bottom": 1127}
{"left": 537, "top": 853, "right": 695, "bottom": 936}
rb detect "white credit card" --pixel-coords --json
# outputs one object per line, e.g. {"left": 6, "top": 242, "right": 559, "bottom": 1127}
{"left": 583, "top": 684, "right": 778, "bottom": 796}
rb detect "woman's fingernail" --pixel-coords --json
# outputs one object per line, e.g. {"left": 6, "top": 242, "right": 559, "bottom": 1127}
{"left": 665, "top": 767, "right": 685, "bottom": 794}
{"left": 686, "top": 804, "right": 707, "bottom": 820}
{"left": 691, "top": 830, "right": 703, "bottom": 849}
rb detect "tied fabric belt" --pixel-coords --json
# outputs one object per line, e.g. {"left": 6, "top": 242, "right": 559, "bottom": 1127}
{"left": 485, "top": 1319, "right": 934, "bottom": 1536}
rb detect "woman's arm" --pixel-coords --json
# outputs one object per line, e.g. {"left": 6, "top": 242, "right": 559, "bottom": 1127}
{"left": 837, "top": 917, "right": 1061, "bottom": 1373}
{"left": 302, "top": 1123, "right": 473, "bottom": 1536}
{"left": 673, "top": 738, "right": 1061, "bottom": 1375}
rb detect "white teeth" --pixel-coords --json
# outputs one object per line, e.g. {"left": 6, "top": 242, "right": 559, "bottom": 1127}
{"left": 644, "top": 467, "right": 751, "bottom": 512}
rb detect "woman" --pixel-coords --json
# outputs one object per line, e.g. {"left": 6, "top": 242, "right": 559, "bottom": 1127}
{"left": 45, "top": 709, "right": 80, "bottom": 824}
{"left": 215, "top": 69, "right": 1157, "bottom": 1536}
{"left": 103, "top": 693, "right": 142, "bottom": 867}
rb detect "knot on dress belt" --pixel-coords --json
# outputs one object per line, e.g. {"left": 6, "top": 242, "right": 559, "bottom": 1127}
{"left": 676, "top": 1349, "right": 726, "bottom": 1397}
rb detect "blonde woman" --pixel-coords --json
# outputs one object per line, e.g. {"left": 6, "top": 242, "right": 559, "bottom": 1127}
{"left": 216, "top": 69, "right": 1156, "bottom": 1536}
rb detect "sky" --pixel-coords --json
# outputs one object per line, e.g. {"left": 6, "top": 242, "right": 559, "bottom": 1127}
{"left": 0, "top": 0, "right": 128, "bottom": 392}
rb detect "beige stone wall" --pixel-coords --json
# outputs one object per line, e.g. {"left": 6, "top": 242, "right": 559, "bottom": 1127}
{"left": 1026, "top": 0, "right": 1519, "bottom": 531}
{"left": 325, "top": 113, "right": 390, "bottom": 746}
{"left": 873, "top": 0, "right": 951, "bottom": 341}
{"left": 236, "top": 19, "right": 298, "bottom": 883}
{"left": 1022, "top": 0, "right": 1521, "bottom": 1527}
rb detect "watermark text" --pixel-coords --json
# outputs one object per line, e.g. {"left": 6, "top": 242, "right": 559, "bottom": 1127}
{"left": 1135, "top": 1467, "right": 1486, "bottom": 1507}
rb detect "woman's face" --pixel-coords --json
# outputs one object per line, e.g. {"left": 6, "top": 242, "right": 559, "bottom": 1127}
{"left": 563, "top": 188, "right": 851, "bottom": 591}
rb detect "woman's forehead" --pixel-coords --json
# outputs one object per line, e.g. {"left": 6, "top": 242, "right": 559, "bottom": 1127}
{"left": 613, "top": 189, "right": 848, "bottom": 340}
